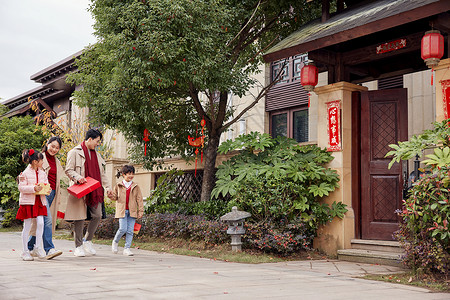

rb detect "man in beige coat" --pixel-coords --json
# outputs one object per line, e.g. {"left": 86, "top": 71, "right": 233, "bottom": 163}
{"left": 65, "top": 129, "right": 110, "bottom": 257}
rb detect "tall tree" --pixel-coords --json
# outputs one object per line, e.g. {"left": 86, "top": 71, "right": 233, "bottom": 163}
{"left": 68, "top": 0, "right": 320, "bottom": 201}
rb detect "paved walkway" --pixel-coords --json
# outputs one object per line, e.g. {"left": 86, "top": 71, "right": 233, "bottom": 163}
{"left": 0, "top": 232, "right": 448, "bottom": 300}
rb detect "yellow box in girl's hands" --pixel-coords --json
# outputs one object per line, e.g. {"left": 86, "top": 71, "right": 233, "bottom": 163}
{"left": 35, "top": 183, "right": 51, "bottom": 195}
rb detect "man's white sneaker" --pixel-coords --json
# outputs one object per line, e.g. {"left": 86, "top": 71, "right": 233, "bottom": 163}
{"left": 112, "top": 241, "right": 118, "bottom": 254}
{"left": 74, "top": 246, "right": 86, "bottom": 257}
{"left": 46, "top": 248, "right": 63, "bottom": 260}
{"left": 83, "top": 240, "right": 96, "bottom": 255}
{"left": 32, "top": 247, "right": 46, "bottom": 259}
{"left": 21, "top": 251, "right": 34, "bottom": 261}
{"left": 123, "top": 248, "right": 133, "bottom": 256}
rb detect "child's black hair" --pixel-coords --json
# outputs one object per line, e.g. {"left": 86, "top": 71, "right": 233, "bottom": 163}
{"left": 42, "top": 136, "right": 62, "bottom": 152}
{"left": 121, "top": 165, "right": 135, "bottom": 175}
{"left": 22, "top": 149, "right": 43, "bottom": 164}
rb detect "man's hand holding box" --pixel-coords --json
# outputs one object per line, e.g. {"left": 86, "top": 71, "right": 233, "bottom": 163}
{"left": 67, "top": 177, "right": 101, "bottom": 199}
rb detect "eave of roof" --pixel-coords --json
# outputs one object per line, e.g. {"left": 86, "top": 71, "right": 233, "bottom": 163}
{"left": 2, "top": 50, "right": 82, "bottom": 107}
{"left": 30, "top": 50, "right": 82, "bottom": 83}
{"left": 263, "top": 0, "right": 448, "bottom": 62}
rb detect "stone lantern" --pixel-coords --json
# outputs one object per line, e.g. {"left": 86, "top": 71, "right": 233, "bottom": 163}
{"left": 220, "top": 206, "right": 251, "bottom": 252}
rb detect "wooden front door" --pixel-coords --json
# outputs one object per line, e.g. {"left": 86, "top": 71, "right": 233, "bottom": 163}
{"left": 360, "top": 89, "right": 407, "bottom": 240}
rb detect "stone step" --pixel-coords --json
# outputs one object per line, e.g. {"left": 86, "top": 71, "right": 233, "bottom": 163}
{"left": 350, "top": 239, "right": 404, "bottom": 253}
{"left": 337, "top": 248, "right": 404, "bottom": 267}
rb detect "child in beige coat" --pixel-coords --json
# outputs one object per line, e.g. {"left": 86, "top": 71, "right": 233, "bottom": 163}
{"left": 108, "top": 165, "right": 144, "bottom": 256}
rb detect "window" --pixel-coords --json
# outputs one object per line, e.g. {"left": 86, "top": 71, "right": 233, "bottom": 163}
{"left": 268, "top": 54, "right": 310, "bottom": 143}
{"left": 293, "top": 109, "right": 308, "bottom": 143}
{"left": 271, "top": 113, "right": 288, "bottom": 138}
{"left": 271, "top": 54, "right": 308, "bottom": 86}
{"left": 270, "top": 107, "right": 309, "bottom": 143}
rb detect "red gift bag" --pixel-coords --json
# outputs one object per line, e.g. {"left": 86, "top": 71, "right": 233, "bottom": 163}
{"left": 133, "top": 223, "right": 141, "bottom": 234}
{"left": 56, "top": 211, "right": 65, "bottom": 219}
{"left": 67, "top": 177, "right": 101, "bottom": 199}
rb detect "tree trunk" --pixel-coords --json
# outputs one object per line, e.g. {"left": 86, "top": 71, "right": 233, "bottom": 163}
{"left": 200, "top": 132, "right": 221, "bottom": 202}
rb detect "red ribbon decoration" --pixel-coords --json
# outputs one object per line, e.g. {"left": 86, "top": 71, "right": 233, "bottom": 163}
{"left": 29, "top": 149, "right": 35, "bottom": 156}
{"left": 143, "top": 129, "right": 150, "bottom": 156}
{"left": 188, "top": 119, "right": 206, "bottom": 176}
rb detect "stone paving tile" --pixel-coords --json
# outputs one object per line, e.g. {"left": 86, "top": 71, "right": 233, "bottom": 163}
{"left": 1, "top": 232, "right": 448, "bottom": 299}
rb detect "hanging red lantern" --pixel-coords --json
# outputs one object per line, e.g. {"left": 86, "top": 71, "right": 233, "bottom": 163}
{"left": 421, "top": 30, "right": 444, "bottom": 69}
{"left": 301, "top": 61, "right": 318, "bottom": 92}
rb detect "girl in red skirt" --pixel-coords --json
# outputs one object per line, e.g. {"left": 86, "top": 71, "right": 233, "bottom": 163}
{"left": 16, "top": 149, "right": 48, "bottom": 261}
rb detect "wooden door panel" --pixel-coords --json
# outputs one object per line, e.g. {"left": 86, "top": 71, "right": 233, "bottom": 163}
{"left": 360, "top": 89, "right": 407, "bottom": 240}
{"left": 371, "top": 175, "right": 400, "bottom": 222}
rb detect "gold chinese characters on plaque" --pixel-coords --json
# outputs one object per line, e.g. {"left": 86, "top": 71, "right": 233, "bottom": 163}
{"left": 327, "top": 100, "right": 342, "bottom": 151}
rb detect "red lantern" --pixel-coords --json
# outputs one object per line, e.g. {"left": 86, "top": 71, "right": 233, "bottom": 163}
{"left": 301, "top": 62, "right": 318, "bottom": 92}
{"left": 421, "top": 30, "right": 444, "bottom": 69}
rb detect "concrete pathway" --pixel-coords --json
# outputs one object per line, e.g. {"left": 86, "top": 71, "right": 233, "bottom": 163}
{"left": 0, "top": 232, "right": 448, "bottom": 300}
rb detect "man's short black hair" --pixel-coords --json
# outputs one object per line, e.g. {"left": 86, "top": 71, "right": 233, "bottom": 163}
{"left": 85, "top": 128, "right": 103, "bottom": 141}
{"left": 121, "top": 165, "right": 135, "bottom": 175}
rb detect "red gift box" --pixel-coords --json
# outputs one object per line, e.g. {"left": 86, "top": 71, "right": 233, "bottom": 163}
{"left": 67, "top": 177, "right": 101, "bottom": 199}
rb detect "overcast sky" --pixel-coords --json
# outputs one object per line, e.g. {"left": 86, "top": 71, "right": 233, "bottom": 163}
{"left": 0, "top": 0, "right": 97, "bottom": 102}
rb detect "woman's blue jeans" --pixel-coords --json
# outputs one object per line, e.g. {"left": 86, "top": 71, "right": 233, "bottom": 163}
{"left": 113, "top": 210, "right": 136, "bottom": 249}
{"left": 28, "top": 190, "right": 56, "bottom": 254}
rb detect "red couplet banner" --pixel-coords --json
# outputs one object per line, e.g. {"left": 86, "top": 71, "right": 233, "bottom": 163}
{"left": 327, "top": 100, "right": 342, "bottom": 151}
{"left": 441, "top": 79, "right": 450, "bottom": 119}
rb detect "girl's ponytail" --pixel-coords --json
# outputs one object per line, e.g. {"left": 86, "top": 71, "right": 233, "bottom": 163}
{"left": 22, "top": 149, "right": 43, "bottom": 164}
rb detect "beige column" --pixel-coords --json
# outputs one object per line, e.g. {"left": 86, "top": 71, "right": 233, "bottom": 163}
{"left": 434, "top": 58, "right": 450, "bottom": 122}
{"left": 312, "top": 82, "right": 368, "bottom": 255}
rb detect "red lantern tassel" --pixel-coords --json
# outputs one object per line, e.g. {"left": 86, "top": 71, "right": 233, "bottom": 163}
{"left": 431, "top": 67, "right": 434, "bottom": 86}
{"left": 194, "top": 148, "right": 199, "bottom": 176}
{"left": 144, "top": 143, "right": 147, "bottom": 156}
{"left": 308, "top": 93, "right": 311, "bottom": 108}
{"left": 194, "top": 157, "right": 197, "bottom": 176}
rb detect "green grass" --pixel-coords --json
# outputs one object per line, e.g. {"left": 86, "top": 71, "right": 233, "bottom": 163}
{"left": 363, "top": 272, "right": 449, "bottom": 293}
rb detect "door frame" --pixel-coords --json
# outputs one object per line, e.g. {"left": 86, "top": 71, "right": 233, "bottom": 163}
{"left": 351, "top": 91, "right": 362, "bottom": 238}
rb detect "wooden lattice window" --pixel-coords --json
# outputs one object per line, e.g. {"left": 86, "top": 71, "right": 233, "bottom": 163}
{"left": 155, "top": 170, "right": 204, "bottom": 202}
{"left": 270, "top": 54, "right": 308, "bottom": 86}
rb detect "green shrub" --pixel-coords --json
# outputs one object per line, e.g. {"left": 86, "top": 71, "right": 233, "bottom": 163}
{"left": 395, "top": 166, "right": 449, "bottom": 274}
{"left": 144, "top": 169, "right": 184, "bottom": 214}
{"left": 243, "top": 218, "right": 313, "bottom": 256}
{"left": 0, "top": 116, "right": 46, "bottom": 178}
{"left": 211, "top": 132, "right": 346, "bottom": 254}
{"left": 1, "top": 206, "right": 21, "bottom": 228}
{"left": 104, "top": 199, "right": 116, "bottom": 215}
{"left": 387, "top": 119, "right": 450, "bottom": 274}
{"left": 137, "top": 213, "right": 228, "bottom": 246}
{"left": 95, "top": 213, "right": 229, "bottom": 247}
{"left": 145, "top": 169, "right": 229, "bottom": 220}
{"left": 186, "top": 199, "right": 229, "bottom": 220}
{"left": 0, "top": 174, "right": 19, "bottom": 208}
{"left": 0, "top": 116, "right": 46, "bottom": 223}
